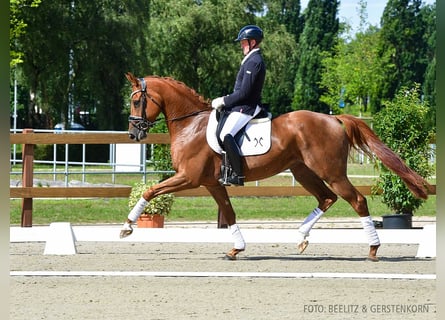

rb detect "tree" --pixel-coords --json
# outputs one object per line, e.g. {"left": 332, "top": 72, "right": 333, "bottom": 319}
{"left": 259, "top": 0, "right": 301, "bottom": 115}
{"left": 260, "top": 24, "right": 298, "bottom": 115}
{"left": 10, "top": 0, "right": 42, "bottom": 68}
{"left": 145, "top": 0, "right": 300, "bottom": 117}
{"left": 15, "top": 0, "right": 150, "bottom": 130}
{"left": 320, "top": 26, "right": 382, "bottom": 115}
{"left": 264, "top": 0, "right": 303, "bottom": 42}
{"left": 292, "top": 0, "right": 339, "bottom": 113}
{"left": 71, "top": 1, "right": 151, "bottom": 130}
{"left": 420, "top": 2, "right": 436, "bottom": 132}
{"left": 377, "top": 0, "right": 428, "bottom": 105}
{"left": 146, "top": 0, "right": 251, "bottom": 98}
{"left": 18, "top": 0, "right": 72, "bottom": 128}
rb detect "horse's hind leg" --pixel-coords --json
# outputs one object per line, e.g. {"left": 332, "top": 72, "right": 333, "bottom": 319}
{"left": 206, "top": 185, "right": 245, "bottom": 260}
{"left": 290, "top": 164, "right": 338, "bottom": 253}
{"left": 328, "top": 178, "right": 381, "bottom": 261}
{"left": 291, "top": 162, "right": 381, "bottom": 261}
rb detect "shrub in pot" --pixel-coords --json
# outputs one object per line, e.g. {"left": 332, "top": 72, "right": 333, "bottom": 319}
{"left": 372, "top": 85, "right": 434, "bottom": 228}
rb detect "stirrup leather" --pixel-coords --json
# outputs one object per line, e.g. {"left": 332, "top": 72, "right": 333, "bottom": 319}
{"left": 219, "top": 151, "right": 232, "bottom": 186}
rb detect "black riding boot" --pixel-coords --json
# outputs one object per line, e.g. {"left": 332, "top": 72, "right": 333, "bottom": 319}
{"left": 219, "top": 134, "right": 244, "bottom": 186}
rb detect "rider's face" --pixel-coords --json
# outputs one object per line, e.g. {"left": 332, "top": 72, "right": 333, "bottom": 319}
{"left": 240, "top": 39, "right": 253, "bottom": 55}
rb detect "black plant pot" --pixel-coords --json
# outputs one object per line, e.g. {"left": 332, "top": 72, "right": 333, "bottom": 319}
{"left": 382, "top": 214, "right": 413, "bottom": 229}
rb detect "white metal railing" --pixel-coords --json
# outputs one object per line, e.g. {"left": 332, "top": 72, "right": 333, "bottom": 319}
{"left": 10, "top": 129, "right": 435, "bottom": 187}
{"left": 9, "top": 129, "right": 165, "bottom": 186}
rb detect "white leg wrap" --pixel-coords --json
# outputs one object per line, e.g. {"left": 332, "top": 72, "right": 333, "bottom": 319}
{"left": 298, "top": 207, "right": 325, "bottom": 237}
{"left": 296, "top": 230, "right": 306, "bottom": 244}
{"left": 229, "top": 224, "right": 246, "bottom": 250}
{"left": 122, "top": 221, "right": 132, "bottom": 231}
{"left": 360, "top": 216, "right": 381, "bottom": 246}
{"left": 128, "top": 197, "right": 148, "bottom": 222}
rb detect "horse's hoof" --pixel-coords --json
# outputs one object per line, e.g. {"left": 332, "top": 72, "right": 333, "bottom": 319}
{"left": 224, "top": 248, "right": 245, "bottom": 260}
{"left": 119, "top": 221, "right": 133, "bottom": 239}
{"left": 367, "top": 244, "right": 380, "bottom": 261}
{"left": 297, "top": 240, "right": 309, "bottom": 254}
{"left": 119, "top": 228, "right": 133, "bottom": 239}
{"left": 366, "top": 256, "right": 379, "bottom": 262}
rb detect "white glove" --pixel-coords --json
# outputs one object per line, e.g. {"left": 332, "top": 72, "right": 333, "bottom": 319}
{"left": 211, "top": 97, "right": 225, "bottom": 111}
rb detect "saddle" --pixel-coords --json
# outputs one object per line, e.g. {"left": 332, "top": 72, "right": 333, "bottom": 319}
{"left": 206, "top": 109, "right": 272, "bottom": 156}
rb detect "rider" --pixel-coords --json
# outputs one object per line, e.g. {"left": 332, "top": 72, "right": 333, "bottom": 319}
{"left": 212, "top": 25, "right": 266, "bottom": 186}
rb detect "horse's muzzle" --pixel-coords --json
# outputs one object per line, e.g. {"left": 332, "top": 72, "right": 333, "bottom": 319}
{"left": 128, "top": 127, "right": 147, "bottom": 142}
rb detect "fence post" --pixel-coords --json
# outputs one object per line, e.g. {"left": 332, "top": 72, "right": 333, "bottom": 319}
{"left": 21, "top": 129, "right": 34, "bottom": 227}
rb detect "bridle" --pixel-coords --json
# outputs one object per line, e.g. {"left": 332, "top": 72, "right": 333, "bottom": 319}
{"left": 128, "top": 78, "right": 162, "bottom": 131}
{"left": 128, "top": 77, "right": 210, "bottom": 131}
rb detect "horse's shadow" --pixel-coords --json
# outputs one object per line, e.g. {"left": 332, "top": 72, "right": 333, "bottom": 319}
{"left": 238, "top": 255, "right": 424, "bottom": 262}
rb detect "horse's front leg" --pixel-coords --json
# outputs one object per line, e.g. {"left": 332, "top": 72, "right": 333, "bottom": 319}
{"left": 206, "top": 185, "right": 245, "bottom": 260}
{"left": 119, "top": 195, "right": 149, "bottom": 238}
{"left": 119, "top": 174, "right": 192, "bottom": 239}
{"left": 119, "top": 189, "right": 154, "bottom": 238}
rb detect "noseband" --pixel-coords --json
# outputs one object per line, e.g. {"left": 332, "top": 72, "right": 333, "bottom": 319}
{"left": 128, "top": 78, "right": 162, "bottom": 131}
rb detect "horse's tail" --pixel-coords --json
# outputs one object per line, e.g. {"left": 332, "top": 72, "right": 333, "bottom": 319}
{"left": 335, "top": 114, "right": 433, "bottom": 199}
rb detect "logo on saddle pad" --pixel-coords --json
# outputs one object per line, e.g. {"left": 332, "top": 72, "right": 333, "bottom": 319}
{"left": 206, "top": 110, "right": 272, "bottom": 156}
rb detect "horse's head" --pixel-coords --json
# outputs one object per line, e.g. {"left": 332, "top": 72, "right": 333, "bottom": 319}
{"left": 125, "top": 72, "right": 163, "bottom": 141}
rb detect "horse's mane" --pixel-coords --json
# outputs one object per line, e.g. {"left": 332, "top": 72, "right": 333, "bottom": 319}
{"left": 148, "top": 76, "right": 210, "bottom": 105}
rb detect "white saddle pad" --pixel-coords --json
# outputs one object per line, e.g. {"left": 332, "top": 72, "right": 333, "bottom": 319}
{"left": 206, "top": 110, "right": 272, "bottom": 156}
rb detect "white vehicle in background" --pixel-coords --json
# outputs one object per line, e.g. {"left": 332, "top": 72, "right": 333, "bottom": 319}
{"left": 54, "top": 122, "right": 85, "bottom": 132}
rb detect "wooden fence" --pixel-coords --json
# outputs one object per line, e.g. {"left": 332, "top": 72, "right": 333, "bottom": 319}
{"left": 10, "top": 129, "right": 433, "bottom": 228}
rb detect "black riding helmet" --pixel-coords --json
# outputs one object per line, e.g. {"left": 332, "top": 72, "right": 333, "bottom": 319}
{"left": 234, "top": 25, "right": 264, "bottom": 44}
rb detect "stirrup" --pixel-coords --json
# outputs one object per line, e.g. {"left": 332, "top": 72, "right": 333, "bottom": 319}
{"left": 218, "top": 177, "right": 232, "bottom": 186}
{"left": 227, "top": 175, "right": 244, "bottom": 186}
{"left": 218, "top": 176, "right": 244, "bottom": 186}
{"left": 219, "top": 167, "right": 233, "bottom": 186}
{"left": 219, "top": 151, "right": 244, "bottom": 186}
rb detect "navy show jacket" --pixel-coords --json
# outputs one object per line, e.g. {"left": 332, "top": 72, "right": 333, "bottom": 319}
{"left": 223, "top": 49, "right": 266, "bottom": 116}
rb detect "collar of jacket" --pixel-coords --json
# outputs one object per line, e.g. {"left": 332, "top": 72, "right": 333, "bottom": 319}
{"left": 241, "top": 48, "right": 260, "bottom": 65}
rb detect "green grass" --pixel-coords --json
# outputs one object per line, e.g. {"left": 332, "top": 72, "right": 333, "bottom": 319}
{"left": 9, "top": 195, "right": 436, "bottom": 226}
{"left": 9, "top": 162, "right": 436, "bottom": 225}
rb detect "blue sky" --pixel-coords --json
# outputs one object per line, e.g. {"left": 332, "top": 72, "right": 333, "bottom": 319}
{"left": 301, "top": 0, "right": 436, "bottom": 33}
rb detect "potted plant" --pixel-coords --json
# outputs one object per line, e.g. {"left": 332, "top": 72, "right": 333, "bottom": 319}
{"left": 372, "top": 84, "right": 434, "bottom": 228}
{"left": 128, "top": 180, "right": 174, "bottom": 228}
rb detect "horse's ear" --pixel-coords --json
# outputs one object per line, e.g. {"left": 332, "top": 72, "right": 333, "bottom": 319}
{"left": 125, "top": 72, "right": 138, "bottom": 85}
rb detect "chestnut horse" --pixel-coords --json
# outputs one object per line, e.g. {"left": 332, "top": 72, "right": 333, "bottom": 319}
{"left": 120, "top": 73, "right": 432, "bottom": 261}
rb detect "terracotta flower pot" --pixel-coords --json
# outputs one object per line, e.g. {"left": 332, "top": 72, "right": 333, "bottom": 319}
{"left": 137, "top": 214, "right": 165, "bottom": 228}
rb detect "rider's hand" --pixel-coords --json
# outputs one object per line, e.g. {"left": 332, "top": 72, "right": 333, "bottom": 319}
{"left": 211, "top": 97, "right": 225, "bottom": 111}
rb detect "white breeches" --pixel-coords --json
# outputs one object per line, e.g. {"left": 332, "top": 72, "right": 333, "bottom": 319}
{"left": 219, "top": 105, "right": 261, "bottom": 140}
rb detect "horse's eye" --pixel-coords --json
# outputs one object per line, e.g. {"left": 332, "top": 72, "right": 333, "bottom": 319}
{"left": 133, "top": 100, "right": 141, "bottom": 108}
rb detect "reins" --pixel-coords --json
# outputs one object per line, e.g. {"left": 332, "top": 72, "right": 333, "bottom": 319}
{"left": 167, "top": 109, "right": 209, "bottom": 122}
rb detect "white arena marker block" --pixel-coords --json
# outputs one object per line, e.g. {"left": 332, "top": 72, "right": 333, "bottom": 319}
{"left": 44, "top": 222, "right": 77, "bottom": 255}
{"left": 416, "top": 224, "right": 436, "bottom": 258}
